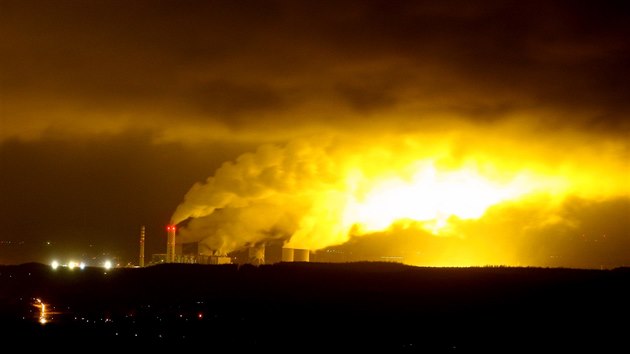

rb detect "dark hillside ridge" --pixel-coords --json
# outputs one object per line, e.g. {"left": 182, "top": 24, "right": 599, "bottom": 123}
{"left": 0, "top": 262, "right": 628, "bottom": 351}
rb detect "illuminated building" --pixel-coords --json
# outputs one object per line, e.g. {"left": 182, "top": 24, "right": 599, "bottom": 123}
{"left": 197, "top": 254, "right": 232, "bottom": 265}
{"left": 151, "top": 254, "right": 167, "bottom": 264}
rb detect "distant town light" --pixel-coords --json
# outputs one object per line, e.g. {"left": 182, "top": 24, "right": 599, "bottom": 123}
{"left": 51, "top": 260, "right": 59, "bottom": 270}
{"left": 103, "top": 260, "right": 112, "bottom": 270}
{"left": 68, "top": 261, "right": 77, "bottom": 270}
{"left": 79, "top": 262, "right": 86, "bottom": 270}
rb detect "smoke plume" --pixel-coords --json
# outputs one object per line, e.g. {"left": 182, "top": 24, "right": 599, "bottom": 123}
{"left": 171, "top": 123, "right": 628, "bottom": 260}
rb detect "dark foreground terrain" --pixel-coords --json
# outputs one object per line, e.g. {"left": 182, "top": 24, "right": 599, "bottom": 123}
{"left": 0, "top": 262, "right": 628, "bottom": 351}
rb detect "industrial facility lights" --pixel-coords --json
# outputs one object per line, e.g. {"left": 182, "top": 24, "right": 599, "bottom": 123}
{"left": 50, "top": 259, "right": 113, "bottom": 270}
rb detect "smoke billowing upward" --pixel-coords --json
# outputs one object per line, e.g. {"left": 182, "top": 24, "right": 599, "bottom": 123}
{"left": 172, "top": 135, "right": 352, "bottom": 253}
{"left": 171, "top": 123, "right": 628, "bottom": 263}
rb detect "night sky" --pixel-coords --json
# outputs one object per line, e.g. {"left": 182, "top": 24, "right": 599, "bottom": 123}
{"left": 1, "top": 1, "right": 628, "bottom": 267}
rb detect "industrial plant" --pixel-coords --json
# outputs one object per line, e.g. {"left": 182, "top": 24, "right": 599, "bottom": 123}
{"left": 144, "top": 225, "right": 311, "bottom": 267}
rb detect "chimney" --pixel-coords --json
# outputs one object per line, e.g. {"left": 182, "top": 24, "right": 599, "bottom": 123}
{"left": 166, "top": 225, "right": 176, "bottom": 263}
{"left": 139, "top": 225, "right": 145, "bottom": 267}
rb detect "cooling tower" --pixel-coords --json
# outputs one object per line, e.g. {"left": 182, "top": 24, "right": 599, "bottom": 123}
{"left": 166, "top": 225, "right": 176, "bottom": 263}
{"left": 281, "top": 247, "right": 294, "bottom": 262}
{"left": 248, "top": 244, "right": 265, "bottom": 265}
{"left": 294, "top": 249, "right": 310, "bottom": 262}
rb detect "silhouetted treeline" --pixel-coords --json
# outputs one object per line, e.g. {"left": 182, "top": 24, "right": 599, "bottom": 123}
{"left": 0, "top": 262, "right": 628, "bottom": 351}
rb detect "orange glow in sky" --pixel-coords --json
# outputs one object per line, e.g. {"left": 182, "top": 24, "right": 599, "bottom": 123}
{"left": 343, "top": 162, "right": 535, "bottom": 234}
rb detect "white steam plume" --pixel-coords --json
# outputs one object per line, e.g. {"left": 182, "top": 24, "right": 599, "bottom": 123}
{"left": 171, "top": 129, "right": 628, "bottom": 256}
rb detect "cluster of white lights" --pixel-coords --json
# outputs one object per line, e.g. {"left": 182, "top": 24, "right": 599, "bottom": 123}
{"left": 50, "top": 260, "right": 113, "bottom": 270}
{"left": 67, "top": 261, "right": 85, "bottom": 270}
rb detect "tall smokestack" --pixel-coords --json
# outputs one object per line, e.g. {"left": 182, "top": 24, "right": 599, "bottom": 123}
{"left": 166, "top": 225, "right": 176, "bottom": 263}
{"left": 139, "top": 225, "right": 145, "bottom": 267}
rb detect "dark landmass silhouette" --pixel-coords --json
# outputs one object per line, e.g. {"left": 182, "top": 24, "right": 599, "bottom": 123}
{"left": 0, "top": 262, "right": 628, "bottom": 351}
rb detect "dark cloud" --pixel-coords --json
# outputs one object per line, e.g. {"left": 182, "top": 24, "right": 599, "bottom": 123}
{"left": 189, "top": 80, "right": 290, "bottom": 117}
{"left": 335, "top": 82, "right": 398, "bottom": 113}
{"left": 2, "top": 0, "right": 629, "bottom": 137}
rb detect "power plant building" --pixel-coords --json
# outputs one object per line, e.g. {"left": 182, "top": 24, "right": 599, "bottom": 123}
{"left": 161, "top": 225, "right": 312, "bottom": 265}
